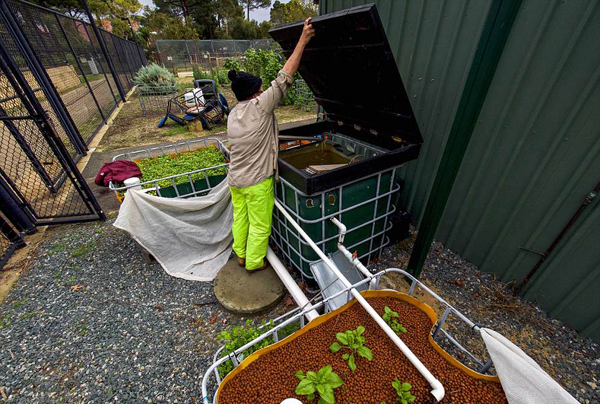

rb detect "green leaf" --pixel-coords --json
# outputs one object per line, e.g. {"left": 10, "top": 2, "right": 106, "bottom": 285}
{"left": 348, "top": 354, "right": 356, "bottom": 371}
{"left": 341, "top": 353, "right": 350, "bottom": 360}
{"left": 317, "top": 365, "right": 332, "bottom": 381}
{"left": 336, "top": 332, "right": 349, "bottom": 345}
{"left": 401, "top": 399, "right": 407, "bottom": 404}
{"left": 316, "top": 383, "right": 326, "bottom": 397}
{"left": 408, "top": 395, "right": 416, "bottom": 403}
{"left": 356, "top": 325, "right": 365, "bottom": 335}
{"left": 327, "top": 372, "right": 344, "bottom": 388}
{"left": 295, "top": 370, "right": 305, "bottom": 380}
{"left": 307, "top": 371, "right": 317, "bottom": 382}
{"left": 357, "top": 345, "right": 373, "bottom": 361}
{"left": 320, "top": 384, "right": 335, "bottom": 404}
{"left": 295, "top": 379, "right": 316, "bottom": 395}
{"left": 392, "top": 378, "right": 400, "bottom": 391}
{"left": 308, "top": 393, "right": 315, "bottom": 401}
{"left": 402, "top": 383, "right": 412, "bottom": 391}
{"left": 385, "top": 306, "right": 391, "bottom": 314}
{"left": 329, "top": 342, "right": 342, "bottom": 353}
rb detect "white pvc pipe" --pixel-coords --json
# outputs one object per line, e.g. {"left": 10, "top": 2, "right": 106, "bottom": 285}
{"left": 267, "top": 247, "right": 319, "bottom": 322}
{"left": 275, "top": 200, "right": 445, "bottom": 402}
{"left": 280, "top": 399, "right": 302, "bottom": 404}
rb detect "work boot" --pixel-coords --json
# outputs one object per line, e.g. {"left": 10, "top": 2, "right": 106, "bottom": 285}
{"left": 237, "top": 257, "right": 245, "bottom": 267}
{"left": 247, "top": 259, "right": 269, "bottom": 273}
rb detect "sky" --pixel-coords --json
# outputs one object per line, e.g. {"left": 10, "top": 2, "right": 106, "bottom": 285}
{"left": 137, "top": 0, "right": 292, "bottom": 23}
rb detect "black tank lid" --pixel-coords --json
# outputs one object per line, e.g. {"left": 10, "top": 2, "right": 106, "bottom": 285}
{"left": 269, "top": 4, "right": 422, "bottom": 148}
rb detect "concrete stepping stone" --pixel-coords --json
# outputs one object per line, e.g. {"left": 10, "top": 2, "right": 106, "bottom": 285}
{"left": 213, "top": 258, "right": 285, "bottom": 314}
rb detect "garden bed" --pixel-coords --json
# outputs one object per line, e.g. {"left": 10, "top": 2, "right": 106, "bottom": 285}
{"left": 109, "top": 139, "right": 229, "bottom": 199}
{"left": 217, "top": 291, "right": 507, "bottom": 404}
{"left": 135, "top": 145, "right": 227, "bottom": 197}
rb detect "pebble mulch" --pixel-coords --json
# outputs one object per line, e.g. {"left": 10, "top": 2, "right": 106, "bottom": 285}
{"left": 1, "top": 220, "right": 598, "bottom": 403}
{"left": 371, "top": 230, "right": 600, "bottom": 404}
{"left": 0, "top": 219, "right": 290, "bottom": 404}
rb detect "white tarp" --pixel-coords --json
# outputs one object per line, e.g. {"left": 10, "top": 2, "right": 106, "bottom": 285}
{"left": 480, "top": 328, "right": 579, "bottom": 404}
{"left": 114, "top": 178, "right": 233, "bottom": 281}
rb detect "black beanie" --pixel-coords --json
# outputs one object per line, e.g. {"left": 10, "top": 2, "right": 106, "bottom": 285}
{"left": 228, "top": 70, "right": 262, "bottom": 101}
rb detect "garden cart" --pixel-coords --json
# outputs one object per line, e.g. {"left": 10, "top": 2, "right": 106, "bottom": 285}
{"left": 157, "top": 79, "right": 229, "bottom": 130}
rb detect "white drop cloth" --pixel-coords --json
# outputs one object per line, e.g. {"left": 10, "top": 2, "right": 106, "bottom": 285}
{"left": 113, "top": 178, "right": 233, "bottom": 281}
{"left": 480, "top": 328, "right": 579, "bottom": 404}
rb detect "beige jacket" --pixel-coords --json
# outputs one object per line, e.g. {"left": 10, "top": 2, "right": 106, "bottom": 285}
{"left": 227, "top": 70, "right": 293, "bottom": 189}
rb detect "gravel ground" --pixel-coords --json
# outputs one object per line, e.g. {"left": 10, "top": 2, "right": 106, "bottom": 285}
{"left": 372, "top": 230, "right": 600, "bottom": 404}
{"left": 0, "top": 219, "right": 291, "bottom": 403}
{"left": 1, "top": 221, "right": 598, "bottom": 403}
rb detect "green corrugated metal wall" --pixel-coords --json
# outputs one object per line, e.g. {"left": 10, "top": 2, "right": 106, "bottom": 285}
{"left": 319, "top": 0, "right": 600, "bottom": 342}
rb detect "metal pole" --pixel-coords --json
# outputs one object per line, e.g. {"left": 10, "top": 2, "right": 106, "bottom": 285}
{"left": 81, "top": 0, "right": 126, "bottom": 102}
{"left": 0, "top": 176, "right": 35, "bottom": 233}
{"left": 406, "top": 0, "right": 523, "bottom": 278}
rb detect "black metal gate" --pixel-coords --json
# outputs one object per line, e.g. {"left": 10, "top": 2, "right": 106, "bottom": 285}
{"left": 0, "top": 38, "right": 105, "bottom": 223}
{"left": 0, "top": 8, "right": 106, "bottom": 268}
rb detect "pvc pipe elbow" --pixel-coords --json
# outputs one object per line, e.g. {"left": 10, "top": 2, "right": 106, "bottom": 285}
{"left": 431, "top": 380, "right": 445, "bottom": 401}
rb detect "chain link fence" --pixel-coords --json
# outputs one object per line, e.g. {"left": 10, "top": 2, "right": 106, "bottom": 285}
{"left": 3, "top": 0, "right": 146, "bottom": 145}
{"left": 156, "top": 39, "right": 275, "bottom": 71}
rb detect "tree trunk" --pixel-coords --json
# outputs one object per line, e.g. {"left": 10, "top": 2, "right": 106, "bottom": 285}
{"left": 247, "top": 0, "right": 250, "bottom": 20}
{"left": 181, "top": 0, "right": 190, "bottom": 25}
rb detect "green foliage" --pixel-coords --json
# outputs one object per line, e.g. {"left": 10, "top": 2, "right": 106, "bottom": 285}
{"left": 136, "top": 146, "right": 227, "bottom": 189}
{"left": 392, "top": 379, "right": 416, "bottom": 404}
{"left": 242, "top": 48, "right": 300, "bottom": 106}
{"left": 139, "top": 8, "right": 199, "bottom": 41}
{"left": 192, "top": 66, "right": 229, "bottom": 90}
{"left": 217, "top": 319, "right": 300, "bottom": 378}
{"left": 271, "top": 0, "right": 317, "bottom": 26}
{"left": 224, "top": 58, "right": 242, "bottom": 72}
{"left": 329, "top": 325, "right": 373, "bottom": 371}
{"left": 295, "top": 365, "right": 343, "bottom": 404}
{"left": 382, "top": 306, "right": 408, "bottom": 335}
{"left": 134, "top": 63, "right": 177, "bottom": 89}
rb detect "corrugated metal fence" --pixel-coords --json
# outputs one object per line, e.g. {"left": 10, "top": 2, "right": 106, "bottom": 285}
{"left": 319, "top": 0, "right": 600, "bottom": 341}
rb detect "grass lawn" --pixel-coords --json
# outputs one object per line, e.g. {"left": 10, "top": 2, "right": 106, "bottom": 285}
{"left": 97, "top": 77, "right": 317, "bottom": 152}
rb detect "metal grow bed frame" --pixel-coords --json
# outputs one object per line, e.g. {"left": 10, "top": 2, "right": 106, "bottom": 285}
{"left": 201, "top": 268, "right": 494, "bottom": 404}
{"left": 108, "top": 138, "right": 229, "bottom": 198}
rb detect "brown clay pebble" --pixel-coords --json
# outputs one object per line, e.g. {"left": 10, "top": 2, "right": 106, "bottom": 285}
{"left": 218, "top": 297, "right": 508, "bottom": 404}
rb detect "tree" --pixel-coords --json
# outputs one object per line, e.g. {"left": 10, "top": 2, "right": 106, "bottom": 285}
{"left": 138, "top": 8, "right": 199, "bottom": 40}
{"left": 244, "top": 0, "right": 271, "bottom": 20}
{"left": 270, "top": 0, "right": 316, "bottom": 26}
{"left": 32, "top": 0, "right": 142, "bottom": 21}
{"left": 153, "top": 0, "right": 201, "bottom": 25}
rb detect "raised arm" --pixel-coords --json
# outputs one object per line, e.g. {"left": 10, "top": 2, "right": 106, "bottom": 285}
{"left": 258, "top": 18, "right": 316, "bottom": 113}
{"left": 282, "top": 18, "right": 316, "bottom": 77}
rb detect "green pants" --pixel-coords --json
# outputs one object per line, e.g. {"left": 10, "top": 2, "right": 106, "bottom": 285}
{"left": 230, "top": 177, "right": 274, "bottom": 271}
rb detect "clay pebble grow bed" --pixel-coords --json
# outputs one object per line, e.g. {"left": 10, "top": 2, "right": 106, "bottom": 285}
{"left": 218, "top": 296, "right": 507, "bottom": 404}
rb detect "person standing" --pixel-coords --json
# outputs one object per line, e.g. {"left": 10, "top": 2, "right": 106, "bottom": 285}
{"left": 227, "top": 18, "right": 315, "bottom": 272}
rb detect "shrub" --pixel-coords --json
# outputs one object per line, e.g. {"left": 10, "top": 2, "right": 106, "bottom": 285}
{"left": 223, "top": 58, "right": 242, "bottom": 72}
{"left": 241, "top": 48, "right": 299, "bottom": 106}
{"left": 216, "top": 319, "right": 300, "bottom": 378}
{"left": 133, "top": 63, "right": 176, "bottom": 89}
